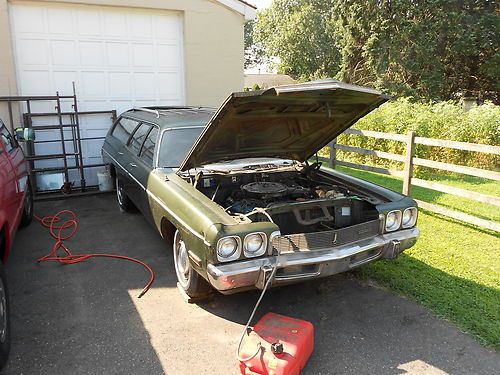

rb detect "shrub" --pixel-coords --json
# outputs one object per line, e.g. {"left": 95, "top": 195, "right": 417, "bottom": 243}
{"left": 325, "top": 98, "right": 500, "bottom": 178}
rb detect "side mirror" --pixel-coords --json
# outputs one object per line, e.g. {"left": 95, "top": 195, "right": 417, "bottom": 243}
{"left": 14, "top": 127, "right": 35, "bottom": 142}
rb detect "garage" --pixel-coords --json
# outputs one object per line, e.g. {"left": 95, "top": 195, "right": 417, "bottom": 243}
{"left": 9, "top": 2, "right": 185, "bottom": 186}
{"left": 0, "top": 0, "right": 253, "bottom": 188}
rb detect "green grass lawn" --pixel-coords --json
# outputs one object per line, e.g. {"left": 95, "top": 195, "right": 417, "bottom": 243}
{"left": 332, "top": 165, "right": 500, "bottom": 349}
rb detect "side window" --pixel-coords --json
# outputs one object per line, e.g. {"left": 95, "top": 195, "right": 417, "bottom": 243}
{"left": 139, "top": 127, "right": 159, "bottom": 167}
{"left": 0, "top": 125, "right": 16, "bottom": 153}
{"left": 128, "top": 123, "right": 152, "bottom": 155}
{"left": 112, "top": 117, "right": 140, "bottom": 144}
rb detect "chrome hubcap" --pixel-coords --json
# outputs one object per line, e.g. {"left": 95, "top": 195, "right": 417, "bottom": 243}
{"left": 116, "top": 178, "right": 124, "bottom": 204}
{"left": 0, "top": 279, "right": 7, "bottom": 343}
{"left": 174, "top": 232, "right": 190, "bottom": 287}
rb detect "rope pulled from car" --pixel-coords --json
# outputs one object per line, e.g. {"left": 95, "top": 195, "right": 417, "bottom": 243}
{"left": 34, "top": 210, "right": 155, "bottom": 298}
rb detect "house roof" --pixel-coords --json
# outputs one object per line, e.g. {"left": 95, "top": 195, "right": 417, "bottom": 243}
{"left": 214, "top": 0, "right": 257, "bottom": 20}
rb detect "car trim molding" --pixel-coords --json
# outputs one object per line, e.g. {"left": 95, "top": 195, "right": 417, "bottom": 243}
{"left": 102, "top": 149, "right": 146, "bottom": 191}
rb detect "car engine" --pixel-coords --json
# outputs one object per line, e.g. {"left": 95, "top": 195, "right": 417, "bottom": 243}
{"left": 195, "top": 169, "right": 379, "bottom": 234}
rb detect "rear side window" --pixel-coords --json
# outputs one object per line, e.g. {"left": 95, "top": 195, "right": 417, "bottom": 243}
{"left": 139, "top": 127, "right": 159, "bottom": 167}
{"left": 112, "top": 117, "right": 140, "bottom": 144}
{"left": 128, "top": 123, "right": 152, "bottom": 155}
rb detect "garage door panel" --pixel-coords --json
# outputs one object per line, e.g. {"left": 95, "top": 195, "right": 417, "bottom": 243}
{"left": 53, "top": 71, "right": 79, "bottom": 93}
{"left": 20, "top": 70, "right": 51, "bottom": 95}
{"left": 154, "top": 14, "right": 182, "bottom": 40}
{"left": 103, "top": 13, "right": 127, "bottom": 37}
{"left": 77, "top": 11, "right": 101, "bottom": 36}
{"left": 158, "top": 44, "right": 182, "bottom": 68}
{"left": 109, "top": 72, "right": 132, "bottom": 96}
{"left": 80, "top": 41, "right": 106, "bottom": 66}
{"left": 106, "top": 42, "right": 130, "bottom": 67}
{"left": 50, "top": 40, "right": 78, "bottom": 66}
{"left": 48, "top": 8, "right": 73, "bottom": 34}
{"left": 81, "top": 71, "right": 107, "bottom": 97}
{"left": 17, "top": 38, "right": 49, "bottom": 65}
{"left": 11, "top": 2, "right": 185, "bottom": 187}
{"left": 129, "top": 14, "right": 154, "bottom": 39}
{"left": 12, "top": 5, "right": 45, "bottom": 33}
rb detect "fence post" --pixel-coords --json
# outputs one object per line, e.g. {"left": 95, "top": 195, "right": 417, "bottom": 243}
{"left": 329, "top": 138, "right": 337, "bottom": 169}
{"left": 402, "top": 131, "right": 416, "bottom": 196}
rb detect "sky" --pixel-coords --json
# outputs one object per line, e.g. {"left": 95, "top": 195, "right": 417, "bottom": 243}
{"left": 248, "top": 0, "right": 272, "bottom": 9}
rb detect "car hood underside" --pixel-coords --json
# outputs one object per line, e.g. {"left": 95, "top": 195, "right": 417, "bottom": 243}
{"left": 179, "top": 79, "right": 389, "bottom": 171}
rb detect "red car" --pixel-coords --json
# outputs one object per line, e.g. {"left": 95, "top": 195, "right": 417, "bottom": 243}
{"left": 0, "top": 118, "right": 33, "bottom": 369}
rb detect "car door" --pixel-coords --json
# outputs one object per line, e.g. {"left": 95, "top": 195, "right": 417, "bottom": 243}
{"left": 136, "top": 126, "right": 159, "bottom": 223}
{"left": 0, "top": 123, "right": 23, "bottom": 237}
{"left": 107, "top": 116, "right": 141, "bottom": 195}
{"left": 125, "top": 123, "right": 155, "bottom": 219}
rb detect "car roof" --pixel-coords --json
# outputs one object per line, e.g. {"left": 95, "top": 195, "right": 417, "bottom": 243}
{"left": 121, "top": 106, "right": 216, "bottom": 129}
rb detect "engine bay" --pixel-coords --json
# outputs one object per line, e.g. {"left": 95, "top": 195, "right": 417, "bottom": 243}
{"left": 195, "top": 168, "right": 381, "bottom": 235}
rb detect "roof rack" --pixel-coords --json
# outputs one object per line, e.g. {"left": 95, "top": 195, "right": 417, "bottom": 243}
{"left": 132, "top": 106, "right": 215, "bottom": 117}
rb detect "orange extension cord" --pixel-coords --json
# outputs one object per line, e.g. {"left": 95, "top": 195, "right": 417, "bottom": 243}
{"left": 34, "top": 210, "right": 155, "bottom": 298}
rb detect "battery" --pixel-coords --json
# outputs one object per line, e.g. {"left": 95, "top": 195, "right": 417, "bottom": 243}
{"left": 239, "top": 313, "right": 314, "bottom": 375}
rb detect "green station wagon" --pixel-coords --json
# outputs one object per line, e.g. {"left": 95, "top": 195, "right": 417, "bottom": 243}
{"left": 102, "top": 80, "right": 419, "bottom": 299}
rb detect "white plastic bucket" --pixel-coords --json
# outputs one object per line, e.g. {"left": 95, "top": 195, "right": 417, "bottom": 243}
{"left": 97, "top": 171, "right": 114, "bottom": 192}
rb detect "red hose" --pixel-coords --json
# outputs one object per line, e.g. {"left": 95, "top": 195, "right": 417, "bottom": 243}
{"left": 34, "top": 210, "right": 155, "bottom": 298}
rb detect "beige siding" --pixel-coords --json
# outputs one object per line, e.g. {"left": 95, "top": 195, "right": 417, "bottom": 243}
{"left": 0, "top": 0, "right": 245, "bottom": 128}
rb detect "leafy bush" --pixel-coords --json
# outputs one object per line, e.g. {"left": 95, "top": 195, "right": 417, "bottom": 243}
{"left": 323, "top": 99, "right": 500, "bottom": 178}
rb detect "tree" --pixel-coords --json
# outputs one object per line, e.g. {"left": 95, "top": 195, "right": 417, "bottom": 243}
{"left": 253, "top": 0, "right": 499, "bottom": 101}
{"left": 254, "top": 0, "right": 341, "bottom": 80}
{"left": 244, "top": 20, "right": 266, "bottom": 69}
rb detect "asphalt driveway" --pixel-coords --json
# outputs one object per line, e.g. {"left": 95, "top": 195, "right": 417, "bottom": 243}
{"left": 3, "top": 195, "right": 499, "bottom": 374}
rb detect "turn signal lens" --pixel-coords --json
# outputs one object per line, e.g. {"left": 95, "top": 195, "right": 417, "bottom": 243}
{"left": 244, "top": 233, "right": 267, "bottom": 257}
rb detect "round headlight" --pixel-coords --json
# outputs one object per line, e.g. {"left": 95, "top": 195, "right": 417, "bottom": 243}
{"left": 402, "top": 207, "right": 417, "bottom": 228}
{"left": 217, "top": 237, "right": 238, "bottom": 258}
{"left": 244, "top": 233, "right": 265, "bottom": 256}
{"left": 385, "top": 210, "right": 402, "bottom": 232}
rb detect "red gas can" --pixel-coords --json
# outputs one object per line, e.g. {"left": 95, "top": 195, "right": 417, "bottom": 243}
{"left": 239, "top": 313, "right": 314, "bottom": 375}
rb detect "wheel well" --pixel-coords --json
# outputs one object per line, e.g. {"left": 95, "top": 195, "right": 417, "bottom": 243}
{"left": 108, "top": 164, "right": 116, "bottom": 179}
{"left": 160, "top": 217, "right": 176, "bottom": 243}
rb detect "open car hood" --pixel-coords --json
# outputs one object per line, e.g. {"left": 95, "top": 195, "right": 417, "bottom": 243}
{"left": 179, "top": 79, "right": 390, "bottom": 171}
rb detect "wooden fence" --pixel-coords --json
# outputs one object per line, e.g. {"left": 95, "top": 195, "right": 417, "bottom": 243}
{"left": 323, "top": 129, "right": 500, "bottom": 232}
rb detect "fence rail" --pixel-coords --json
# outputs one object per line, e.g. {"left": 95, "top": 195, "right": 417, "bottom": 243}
{"left": 326, "top": 129, "right": 500, "bottom": 232}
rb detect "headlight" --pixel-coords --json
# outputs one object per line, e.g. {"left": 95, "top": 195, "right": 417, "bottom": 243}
{"left": 402, "top": 207, "right": 417, "bottom": 228}
{"left": 385, "top": 210, "right": 402, "bottom": 232}
{"left": 216, "top": 236, "right": 240, "bottom": 262}
{"left": 244, "top": 233, "right": 267, "bottom": 257}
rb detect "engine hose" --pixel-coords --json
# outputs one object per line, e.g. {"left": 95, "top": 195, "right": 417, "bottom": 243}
{"left": 34, "top": 210, "right": 155, "bottom": 298}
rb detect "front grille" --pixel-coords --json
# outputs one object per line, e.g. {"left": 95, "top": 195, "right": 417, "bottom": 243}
{"left": 272, "top": 219, "right": 381, "bottom": 253}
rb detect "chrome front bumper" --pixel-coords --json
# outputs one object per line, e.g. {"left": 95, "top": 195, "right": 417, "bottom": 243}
{"left": 207, "top": 228, "right": 419, "bottom": 293}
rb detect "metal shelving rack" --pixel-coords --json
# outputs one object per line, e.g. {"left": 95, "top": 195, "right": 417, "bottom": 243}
{"left": 0, "top": 82, "right": 117, "bottom": 196}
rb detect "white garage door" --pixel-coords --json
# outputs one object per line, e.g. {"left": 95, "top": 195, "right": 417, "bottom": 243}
{"left": 10, "top": 2, "right": 185, "bottom": 187}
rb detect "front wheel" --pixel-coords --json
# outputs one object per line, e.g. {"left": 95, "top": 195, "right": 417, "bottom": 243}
{"left": 0, "top": 263, "right": 11, "bottom": 370}
{"left": 173, "top": 230, "right": 210, "bottom": 299}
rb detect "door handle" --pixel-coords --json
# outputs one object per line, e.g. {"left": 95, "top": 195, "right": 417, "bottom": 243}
{"left": 129, "top": 163, "right": 137, "bottom": 168}
{"left": 118, "top": 152, "right": 124, "bottom": 155}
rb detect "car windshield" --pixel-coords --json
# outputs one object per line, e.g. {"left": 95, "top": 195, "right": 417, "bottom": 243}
{"left": 158, "top": 127, "right": 204, "bottom": 168}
